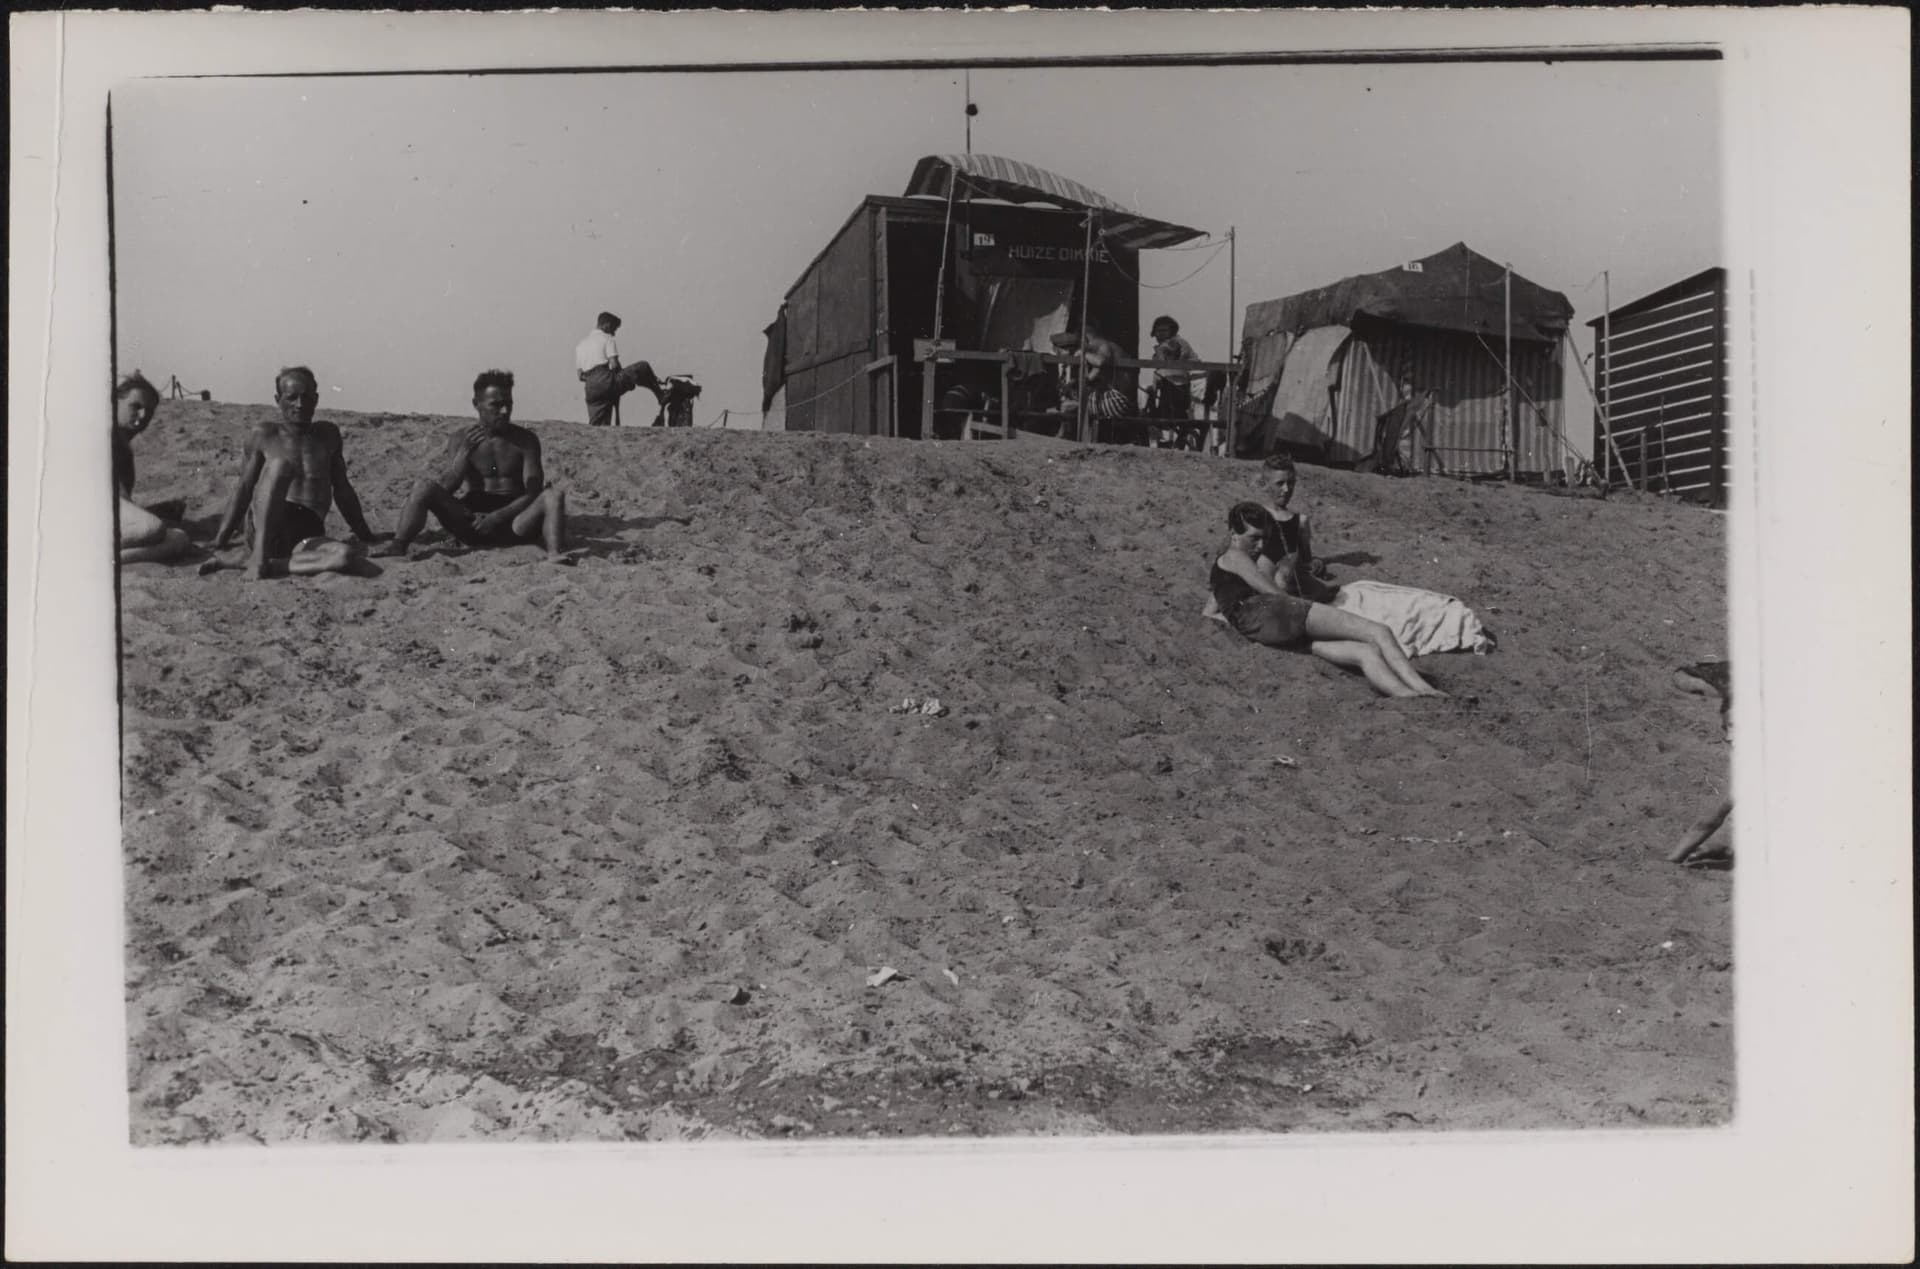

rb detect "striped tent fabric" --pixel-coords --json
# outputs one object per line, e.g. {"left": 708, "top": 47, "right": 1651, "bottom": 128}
{"left": 904, "top": 154, "right": 1207, "bottom": 251}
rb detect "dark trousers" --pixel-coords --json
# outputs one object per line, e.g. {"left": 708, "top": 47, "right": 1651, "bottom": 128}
{"left": 582, "top": 361, "right": 660, "bottom": 427}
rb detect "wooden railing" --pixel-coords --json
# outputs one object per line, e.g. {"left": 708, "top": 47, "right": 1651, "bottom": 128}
{"left": 912, "top": 340, "right": 1239, "bottom": 450}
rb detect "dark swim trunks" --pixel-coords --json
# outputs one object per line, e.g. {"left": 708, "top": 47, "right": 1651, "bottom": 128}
{"left": 1228, "top": 592, "right": 1316, "bottom": 648}
{"left": 460, "top": 489, "right": 525, "bottom": 546}
{"left": 247, "top": 501, "right": 328, "bottom": 558}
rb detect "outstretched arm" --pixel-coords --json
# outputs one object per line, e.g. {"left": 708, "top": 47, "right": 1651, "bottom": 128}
{"left": 211, "top": 438, "right": 265, "bottom": 547}
{"left": 327, "top": 440, "right": 383, "bottom": 542}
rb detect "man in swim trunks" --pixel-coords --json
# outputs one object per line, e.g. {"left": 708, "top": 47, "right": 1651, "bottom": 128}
{"left": 206, "top": 365, "right": 383, "bottom": 578}
{"left": 376, "top": 369, "right": 571, "bottom": 562}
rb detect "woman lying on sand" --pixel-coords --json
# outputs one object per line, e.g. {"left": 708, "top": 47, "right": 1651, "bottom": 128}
{"left": 1211, "top": 502, "right": 1445, "bottom": 699}
{"left": 1206, "top": 453, "right": 1495, "bottom": 657}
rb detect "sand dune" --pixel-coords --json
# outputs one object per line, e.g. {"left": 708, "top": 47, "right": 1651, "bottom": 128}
{"left": 118, "top": 401, "right": 1731, "bottom": 1142}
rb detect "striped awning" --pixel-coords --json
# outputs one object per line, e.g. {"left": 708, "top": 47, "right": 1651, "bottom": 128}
{"left": 905, "top": 154, "right": 1207, "bottom": 252}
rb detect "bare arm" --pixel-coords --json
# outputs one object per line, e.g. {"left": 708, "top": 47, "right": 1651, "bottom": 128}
{"left": 211, "top": 435, "right": 266, "bottom": 547}
{"left": 326, "top": 434, "right": 382, "bottom": 541}
{"left": 1219, "top": 546, "right": 1286, "bottom": 596}
{"left": 432, "top": 428, "right": 480, "bottom": 493}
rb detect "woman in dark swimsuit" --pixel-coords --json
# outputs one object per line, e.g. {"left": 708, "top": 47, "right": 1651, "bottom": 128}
{"left": 1212, "top": 502, "right": 1444, "bottom": 699}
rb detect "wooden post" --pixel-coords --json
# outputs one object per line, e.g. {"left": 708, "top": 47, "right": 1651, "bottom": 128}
{"left": 921, "top": 346, "right": 938, "bottom": 441}
{"left": 999, "top": 356, "right": 1011, "bottom": 440}
{"left": 1076, "top": 209, "right": 1094, "bottom": 444}
{"left": 1503, "top": 263, "right": 1515, "bottom": 480}
{"left": 1564, "top": 330, "right": 1638, "bottom": 491}
{"left": 1227, "top": 226, "right": 1237, "bottom": 458}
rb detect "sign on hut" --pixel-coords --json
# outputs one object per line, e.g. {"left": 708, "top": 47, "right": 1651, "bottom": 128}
{"left": 761, "top": 155, "right": 1225, "bottom": 443}
{"left": 1234, "top": 243, "right": 1575, "bottom": 479}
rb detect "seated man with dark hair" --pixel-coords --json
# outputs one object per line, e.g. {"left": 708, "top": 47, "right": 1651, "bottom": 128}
{"left": 376, "top": 369, "right": 573, "bottom": 563}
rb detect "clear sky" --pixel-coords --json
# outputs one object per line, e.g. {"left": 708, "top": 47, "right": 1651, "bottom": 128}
{"left": 111, "top": 58, "right": 1720, "bottom": 437}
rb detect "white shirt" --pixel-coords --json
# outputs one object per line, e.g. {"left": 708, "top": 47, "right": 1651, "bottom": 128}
{"left": 575, "top": 328, "right": 620, "bottom": 374}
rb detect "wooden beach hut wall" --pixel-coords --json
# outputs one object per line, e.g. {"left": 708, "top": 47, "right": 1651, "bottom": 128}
{"left": 761, "top": 154, "right": 1205, "bottom": 438}
{"left": 1236, "top": 243, "right": 1574, "bottom": 478}
{"left": 1586, "top": 268, "right": 1728, "bottom": 505}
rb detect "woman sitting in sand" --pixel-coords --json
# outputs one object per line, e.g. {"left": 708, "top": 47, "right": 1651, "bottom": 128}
{"left": 1207, "top": 453, "right": 1496, "bottom": 658}
{"left": 1211, "top": 502, "right": 1445, "bottom": 699}
{"left": 113, "top": 372, "right": 193, "bottom": 565}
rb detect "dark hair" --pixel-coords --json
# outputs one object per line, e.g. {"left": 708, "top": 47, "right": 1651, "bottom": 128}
{"left": 1151, "top": 315, "right": 1179, "bottom": 336}
{"left": 114, "top": 370, "right": 159, "bottom": 404}
{"left": 597, "top": 311, "right": 621, "bottom": 331}
{"left": 275, "top": 365, "right": 318, "bottom": 396}
{"left": 1262, "top": 452, "right": 1298, "bottom": 474}
{"left": 473, "top": 369, "right": 516, "bottom": 398}
{"left": 1227, "top": 501, "right": 1277, "bottom": 536}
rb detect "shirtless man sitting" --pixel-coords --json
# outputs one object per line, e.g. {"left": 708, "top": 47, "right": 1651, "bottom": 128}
{"left": 113, "top": 371, "right": 193, "bottom": 565}
{"left": 375, "top": 369, "right": 571, "bottom": 563}
{"left": 205, "top": 365, "right": 385, "bottom": 578}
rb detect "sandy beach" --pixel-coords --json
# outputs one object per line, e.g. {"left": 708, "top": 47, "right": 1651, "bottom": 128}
{"left": 118, "top": 402, "right": 1731, "bottom": 1143}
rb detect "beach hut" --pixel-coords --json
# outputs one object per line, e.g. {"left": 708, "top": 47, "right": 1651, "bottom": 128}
{"left": 761, "top": 155, "right": 1207, "bottom": 439}
{"left": 1235, "top": 243, "right": 1574, "bottom": 478}
{"left": 1586, "top": 268, "right": 1728, "bottom": 505}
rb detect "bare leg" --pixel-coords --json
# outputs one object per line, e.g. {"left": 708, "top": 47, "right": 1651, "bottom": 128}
{"left": 1304, "top": 605, "right": 1444, "bottom": 696}
{"left": 509, "top": 485, "right": 570, "bottom": 560}
{"left": 117, "top": 498, "right": 168, "bottom": 548}
{"left": 119, "top": 527, "right": 192, "bottom": 565}
{"left": 1668, "top": 796, "right": 1734, "bottom": 864}
{"left": 248, "top": 458, "right": 298, "bottom": 579}
{"left": 377, "top": 479, "right": 473, "bottom": 554}
{"left": 1309, "top": 639, "right": 1421, "bottom": 698}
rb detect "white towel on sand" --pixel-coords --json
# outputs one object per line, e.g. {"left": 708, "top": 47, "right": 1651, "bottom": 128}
{"left": 1329, "top": 579, "right": 1495, "bottom": 657}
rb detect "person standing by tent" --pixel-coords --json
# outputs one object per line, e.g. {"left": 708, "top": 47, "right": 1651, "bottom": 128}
{"left": 1146, "top": 315, "right": 1199, "bottom": 418}
{"left": 575, "top": 310, "right": 667, "bottom": 428}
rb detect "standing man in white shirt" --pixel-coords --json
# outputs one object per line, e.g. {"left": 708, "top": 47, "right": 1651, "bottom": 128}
{"left": 575, "top": 310, "right": 666, "bottom": 427}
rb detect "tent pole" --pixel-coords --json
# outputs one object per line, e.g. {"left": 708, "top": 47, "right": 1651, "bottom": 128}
{"left": 1564, "top": 330, "right": 1639, "bottom": 491}
{"left": 1503, "top": 262, "right": 1515, "bottom": 480}
{"left": 933, "top": 168, "right": 957, "bottom": 341}
{"left": 1227, "top": 226, "right": 1237, "bottom": 457}
{"left": 1076, "top": 209, "right": 1094, "bottom": 444}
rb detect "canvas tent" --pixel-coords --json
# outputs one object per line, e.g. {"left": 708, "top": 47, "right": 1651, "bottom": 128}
{"left": 1235, "top": 243, "right": 1574, "bottom": 477}
{"left": 763, "top": 155, "right": 1206, "bottom": 437}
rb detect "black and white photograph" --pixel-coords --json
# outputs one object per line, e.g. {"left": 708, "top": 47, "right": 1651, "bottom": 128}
{"left": 8, "top": 8, "right": 1911, "bottom": 1263}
